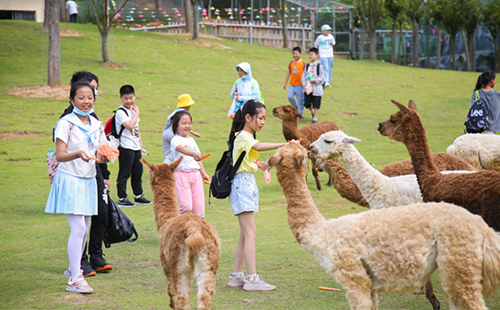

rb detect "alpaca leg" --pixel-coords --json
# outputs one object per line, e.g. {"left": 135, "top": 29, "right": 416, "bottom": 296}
{"left": 174, "top": 272, "right": 193, "bottom": 310}
{"left": 370, "top": 290, "right": 378, "bottom": 310}
{"left": 196, "top": 269, "right": 216, "bottom": 310}
{"left": 335, "top": 268, "right": 374, "bottom": 310}
{"left": 425, "top": 279, "right": 440, "bottom": 310}
{"left": 310, "top": 157, "right": 322, "bottom": 191}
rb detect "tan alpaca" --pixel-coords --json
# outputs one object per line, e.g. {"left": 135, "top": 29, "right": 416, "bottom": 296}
{"left": 142, "top": 158, "right": 221, "bottom": 310}
{"left": 268, "top": 144, "right": 500, "bottom": 310}
{"left": 272, "top": 104, "right": 339, "bottom": 190}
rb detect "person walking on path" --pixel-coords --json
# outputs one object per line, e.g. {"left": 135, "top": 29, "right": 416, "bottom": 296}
{"left": 283, "top": 46, "right": 307, "bottom": 119}
{"left": 314, "top": 24, "right": 335, "bottom": 88}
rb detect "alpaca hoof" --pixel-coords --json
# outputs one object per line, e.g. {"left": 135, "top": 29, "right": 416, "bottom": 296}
{"left": 325, "top": 182, "right": 333, "bottom": 187}
{"left": 433, "top": 300, "right": 440, "bottom": 310}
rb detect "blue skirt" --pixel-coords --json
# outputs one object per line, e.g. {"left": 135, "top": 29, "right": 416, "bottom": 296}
{"left": 45, "top": 170, "right": 98, "bottom": 216}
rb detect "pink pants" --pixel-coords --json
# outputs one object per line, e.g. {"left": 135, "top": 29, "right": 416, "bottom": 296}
{"left": 174, "top": 169, "right": 205, "bottom": 218}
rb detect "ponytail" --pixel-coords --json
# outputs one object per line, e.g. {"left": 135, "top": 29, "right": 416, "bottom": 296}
{"left": 475, "top": 70, "right": 496, "bottom": 91}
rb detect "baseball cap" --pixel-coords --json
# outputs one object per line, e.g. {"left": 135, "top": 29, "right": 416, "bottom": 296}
{"left": 321, "top": 24, "right": 332, "bottom": 31}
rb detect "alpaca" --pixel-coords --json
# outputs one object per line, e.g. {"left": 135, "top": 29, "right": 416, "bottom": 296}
{"left": 268, "top": 144, "right": 500, "bottom": 310}
{"left": 272, "top": 104, "right": 339, "bottom": 191}
{"left": 315, "top": 153, "right": 476, "bottom": 208}
{"left": 142, "top": 158, "right": 221, "bottom": 310}
{"left": 378, "top": 100, "right": 500, "bottom": 231}
{"left": 446, "top": 133, "right": 500, "bottom": 171}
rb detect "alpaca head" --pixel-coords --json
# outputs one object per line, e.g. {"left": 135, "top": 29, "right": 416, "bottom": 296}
{"left": 309, "top": 130, "right": 361, "bottom": 161}
{"left": 378, "top": 100, "right": 418, "bottom": 143}
{"left": 267, "top": 144, "right": 309, "bottom": 179}
{"left": 272, "top": 105, "right": 302, "bottom": 121}
{"left": 141, "top": 157, "right": 182, "bottom": 189}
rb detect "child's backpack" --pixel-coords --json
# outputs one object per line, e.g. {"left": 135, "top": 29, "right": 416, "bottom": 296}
{"left": 235, "top": 78, "right": 265, "bottom": 104}
{"left": 209, "top": 131, "right": 246, "bottom": 200}
{"left": 305, "top": 62, "right": 322, "bottom": 77}
{"left": 104, "top": 107, "right": 128, "bottom": 139}
{"left": 464, "top": 90, "right": 489, "bottom": 133}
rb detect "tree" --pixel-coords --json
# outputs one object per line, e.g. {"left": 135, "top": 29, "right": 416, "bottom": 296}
{"left": 428, "top": 0, "right": 444, "bottom": 70}
{"left": 276, "top": 0, "right": 288, "bottom": 48}
{"left": 352, "top": 0, "right": 385, "bottom": 60}
{"left": 438, "top": 0, "right": 461, "bottom": 70}
{"left": 385, "top": 0, "right": 406, "bottom": 64}
{"left": 59, "top": 0, "right": 66, "bottom": 22}
{"left": 45, "top": 0, "right": 61, "bottom": 86}
{"left": 483, "top": 0, "right": 500, "bottom": 71}
{"left": 405, "top": 0, "right": 423, "bottom": 67}
{"left": 88, "top": 0, "right": 129, "bottom": 63}
{"left": 459, "top": 0, "right": 481, "bottom": 71}
{"left": 184, "top": 0, "right": 194, "bottom": 34}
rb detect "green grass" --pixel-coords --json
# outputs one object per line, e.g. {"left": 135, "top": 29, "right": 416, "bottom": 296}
{"left": 1, "top": 20, "right": 499, "bottom": 309}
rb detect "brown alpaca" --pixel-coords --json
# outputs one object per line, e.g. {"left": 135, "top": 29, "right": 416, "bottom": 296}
{"left": 142, "top": 158, "right": 221, "bottom": 310}
{"left": 316, "top": 154, "right": 477, "bottom": 208}
{"left": 272, "top": 104, "right": 339, "bottom": 190}
{"left": 378, "top": 100, "right": 500, "bottom": 231}
{"left": 268, "top": 144, "right": 500, "bottom": 310}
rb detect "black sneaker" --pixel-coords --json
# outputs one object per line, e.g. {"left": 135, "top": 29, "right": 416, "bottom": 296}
{"left": 81, "top": 254, "right": 97, "bottom": 277}
{"left": 118, "top": 197, "right": 135, "bottom": 207}
{"left": 90, "top": 251, "right": 113, "bottom": 272}
{"left": 135, "top": 195, "right": 151, "bottom": 205}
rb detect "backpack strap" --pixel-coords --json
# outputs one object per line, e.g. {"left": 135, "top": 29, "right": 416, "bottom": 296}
{"left": 116, "top": 107, "right": 129, "bottom": 139}
{"left": 475, "top": 90, "right": 480, "bottom": 102}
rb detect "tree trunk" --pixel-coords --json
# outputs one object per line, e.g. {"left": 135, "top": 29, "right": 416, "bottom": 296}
{"left": 369, "top": 30, "right": 376, "bottom": 60}
{"left": 436, "top": 25, "right": 441, "bottom": 70}
{"left": 461, "top": 30, "right": 470, "bottom": 71}
{"left": 359, "top": 31, "right": 365, "bottom": 60}
{"left": 280, "top": 0, "right": 288, "bottom": 48}
{"left": 47, "top": 0, "right": 61, "bottom": 86}
{"left": 426, "top": 22, "right": 430, "bottom": 68}
{"left": 402, "top": 28, "right": 406, "bottom": 66}
{"left": 185, "top": 0, "right": 193, "bottom": 33}
{"left": 59, "top": 0, "right": 66, "bottom": 22}
{"left": 391, "top": 23, "right": 396, "bottom": 64}
{"left": 471, "top": 33, "right": 476, "bottom": 72}
{"left": 237, "top": 0, "right": 242, "bottom": 23}
{"left": 44, "top": 0, "right": 50, "bottom": 27}
{"left": 397, "top": 23, "right": 403, "bottom": 65}
{"left": 101, "top": 32, "right": 109, "bottom": 62}
{"left": 412, "top": 17, "right": 418, "bottom": 67}
{"left": 155, "top": 0, "right": 161, "bottom": 12}
{"left": 450, "top": 34, "right": 456, "bottom": 70}
{"left": 493, "top": 35, "right": 500, "bottom": 71}
{"left": 191, "top": 0, "right": 198, "bottom": 39}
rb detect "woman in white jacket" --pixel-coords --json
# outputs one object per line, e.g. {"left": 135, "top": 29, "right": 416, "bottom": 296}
{"left": 229, "top": 62, "right": 261, "bottom": 117}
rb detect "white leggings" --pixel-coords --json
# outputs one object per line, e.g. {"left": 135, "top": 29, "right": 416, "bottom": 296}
{"left": 66, "top": 214, "right": 91, "bottom": 280}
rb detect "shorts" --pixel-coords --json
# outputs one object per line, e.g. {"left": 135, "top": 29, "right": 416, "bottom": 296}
{"left": 304, "top": 94, "right": 322, "bottom": 110}
{"left": 229, "top": 173, "right": 259, "bottom": 216}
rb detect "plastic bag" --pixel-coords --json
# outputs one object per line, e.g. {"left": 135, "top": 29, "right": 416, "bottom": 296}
{"left": 263, "top": 170, "right": 271, "bottom": 183}
{"left": 98, "top": 140, "right": 120, "bottom": 163}
{"left": 227, "top": 98, "right": 237, "bottom": 118}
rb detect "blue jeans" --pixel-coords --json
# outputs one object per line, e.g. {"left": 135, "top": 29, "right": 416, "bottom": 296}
{"left": 320, "top": 57, "right": 334, "bottom": 84}
{"left": 287, "top": 85, "right": 305, "bottom": 114}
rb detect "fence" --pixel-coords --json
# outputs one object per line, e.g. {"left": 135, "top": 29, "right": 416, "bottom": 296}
{"left": 130, "top": 20, "right": 313, "bottom": 50}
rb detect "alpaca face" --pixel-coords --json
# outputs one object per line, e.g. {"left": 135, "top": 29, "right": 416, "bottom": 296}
{"left": 378, "top": 100, "right": 418, "bottom": 143}
{"left": 310, "top": 130, "right": 360, "bottom": 160}
{"left": 272, "top": 105, "right": 302, "bottom": 120}
{"left": 141, "top": 158, "right": 182, "bottom": 187}
{"left": 267, "top": 144, "right": 309, "bottom": 171}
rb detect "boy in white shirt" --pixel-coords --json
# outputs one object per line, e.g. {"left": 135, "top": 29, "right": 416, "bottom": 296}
{"left": 115, "top": 85, "right": 151, "bottom": 207}
{"left": 66, "top": 0, "right": 79, "bottom": 23}
{"left": 314, "top": 24, "right": 336, "bottom": 88}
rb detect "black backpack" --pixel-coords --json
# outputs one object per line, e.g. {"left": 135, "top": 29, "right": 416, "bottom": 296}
{"left": 104, "top": 107, "right": 128, "bottom": 139}
{"left": 103, "top": 197, "right": 138, "bottom": 248}
{"left": 464, "top": 90, "right": 489, "bottom": 133}
{"left": 209, "top": 131, "right": 246, "bottom": 200}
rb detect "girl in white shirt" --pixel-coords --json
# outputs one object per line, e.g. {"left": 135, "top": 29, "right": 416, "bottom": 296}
{"left": 170, "top": 111, "right": 210, "bottom": 218}
{"left": 45, "top": 81, "right": 106, "bottom": 294}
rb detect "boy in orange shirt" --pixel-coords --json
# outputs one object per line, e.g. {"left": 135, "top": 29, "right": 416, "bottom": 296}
{"left": 283, "top": 46, "right": 307, "bottom": 120}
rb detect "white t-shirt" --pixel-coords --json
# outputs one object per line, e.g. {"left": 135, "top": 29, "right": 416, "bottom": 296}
{"left": 66, "top": 1, "right": 78, "bottom": 15}
{"left": 314, "top": 34, "right": 335, "bottom": 58}
{"left": 54, "top": 115, "right": 106, "bottom": 178}
{"left": 115, "top": 106, "right": 141, "bottom": 150}
{"left": 170, "top": 135, "right": 201, "bottom": 170}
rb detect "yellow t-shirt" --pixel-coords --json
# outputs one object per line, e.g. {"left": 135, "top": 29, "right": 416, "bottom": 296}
{"left": 233, "top": 131, "right": 260, "bottom": 174}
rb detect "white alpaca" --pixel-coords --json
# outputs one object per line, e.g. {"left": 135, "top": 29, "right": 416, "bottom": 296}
{"left": 268, "top": 144, "right": 500, "bottom": 310}
{"left": 310, "top": 130, "right": 475, "bottom": 210}
{"left": 446, "top": 134, "right": 500, "bottom": 171}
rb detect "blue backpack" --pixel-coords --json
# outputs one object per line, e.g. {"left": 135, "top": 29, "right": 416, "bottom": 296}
{"left": 464, "top": 90, "right": 489, "bottom": 133}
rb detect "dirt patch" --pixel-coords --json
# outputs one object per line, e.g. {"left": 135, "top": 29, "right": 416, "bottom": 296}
{"left": 6, "top": 85, "right": 70, "bottom": 100}
{"left": 179, "top": 38, "right": 233, "bottom": 50}
{"left": 60, "top": 28, "right": 85, "bottom": 37}
{"left": 0, "top": 131, "right": 41, "bottom": 140}
{"left": 100, "top": 62, "right": 127, "bottom": 69}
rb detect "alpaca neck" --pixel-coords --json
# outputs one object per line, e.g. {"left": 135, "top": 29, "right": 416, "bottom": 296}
{"left": 281, "top": 118, "right": 300, "bottom": 141}
{"left": 278, "top": 165, "right": 327, "bottom": 254}
{"left": 404, "top": 119, "right": 440, "bottom": 180}
{"left": 153, "top": 184, "right": 180, "bottom": 230}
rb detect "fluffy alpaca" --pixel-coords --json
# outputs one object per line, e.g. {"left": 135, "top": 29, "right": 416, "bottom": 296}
{"left": 315, "top": 153, "right": 476, "bottom": 208}
{"left": 446, "top": 134, "right": 500, "bottom": 171}
{"left": 272, "top": 104, "right": 339, "bottom": 191}
{"left": 378, "top": 100, "right": 500, "bottom": 231}
{"left": 142, "top": 158, "right": 221, "bottom": 310}
{"left": 268, "top": 144, "right": 500, "bottom": 310}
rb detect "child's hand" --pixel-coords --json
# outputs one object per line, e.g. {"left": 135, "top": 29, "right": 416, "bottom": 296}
{"left": 310, "top": 78, "right": 315, "bottom": 83}
{"left": 289, "top": 139, "right": 301, "bottom": 145}
{"left": 192, "top": 152, "right": 202, "bottom": 161}
{"left": 256, "top": 161, "right": 271, "bottom": 171}
{"left": 202, "top": 174, "right": 211, "bottom": 184}
{"left": 78, "top": 150, "right": 90, "bottom": 162}
{"left": 132, "top": 105, "right": 140, "bottom": 114}
{"left": 191, "top": 130, "right": 201, "bottom": 138}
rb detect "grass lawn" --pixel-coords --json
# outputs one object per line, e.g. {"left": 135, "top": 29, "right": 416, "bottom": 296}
{"left": 1, "top": 20, "right": 499, "bottom": 309}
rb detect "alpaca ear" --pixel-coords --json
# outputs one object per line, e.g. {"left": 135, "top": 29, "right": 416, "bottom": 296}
{"left": 343, "top": 136, "right": 361, "bottom": 144}
{"left": 169, "top": 157, "right": 182, "bottom": 172}
{"left": 267, "top": 153, "right": 282, "bottom": 167}
{"left": 408, "top": 100, "right": 417, "bottom": 111}
{"left": 141, "top": 158, "right": 155, "bottom": 171}
{"left": 391, "top": 99, "right": 409, "bottom": 114}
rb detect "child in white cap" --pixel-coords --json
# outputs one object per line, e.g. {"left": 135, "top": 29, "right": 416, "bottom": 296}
{"left": 162, "top": 94, "right": 201, "bottom": 163}
{"left": 314, "top": 24, "right": 336, "bottom": 88}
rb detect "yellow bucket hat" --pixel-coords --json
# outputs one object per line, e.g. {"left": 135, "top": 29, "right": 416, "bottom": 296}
{"left": 177, "top": 94, "right": 195, "bottom": 108}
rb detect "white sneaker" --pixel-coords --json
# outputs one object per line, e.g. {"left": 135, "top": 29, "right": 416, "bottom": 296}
{"left": 66, "top": 274, "right": 94, "bottom": 294}
{"left": 243, "top": 274, "right": 276, "bottom": 291}
{"left": 325, "top": 82, "right": 331, "bottom": 88}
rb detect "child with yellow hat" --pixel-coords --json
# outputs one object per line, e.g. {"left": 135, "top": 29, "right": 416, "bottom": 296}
{"left": 162, "top": 94, "right": 201, "bottom": 163}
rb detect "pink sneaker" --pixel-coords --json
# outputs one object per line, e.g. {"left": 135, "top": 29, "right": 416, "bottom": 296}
{"left": 66, "top": 275, "right": 93, "bottom": 294}
{"left": 228, "top": 272, "right": 246, "bottom": 287}
{"left": 243, "top": 274, "right": 276, "bottom": 291}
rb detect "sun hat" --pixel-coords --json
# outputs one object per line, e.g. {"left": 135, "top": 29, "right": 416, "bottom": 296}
{"left": 321, "top": 24, "right": 332, "bottom": 31}
{"left": 177, "top": 94, "right": 195, "bottom": 108}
